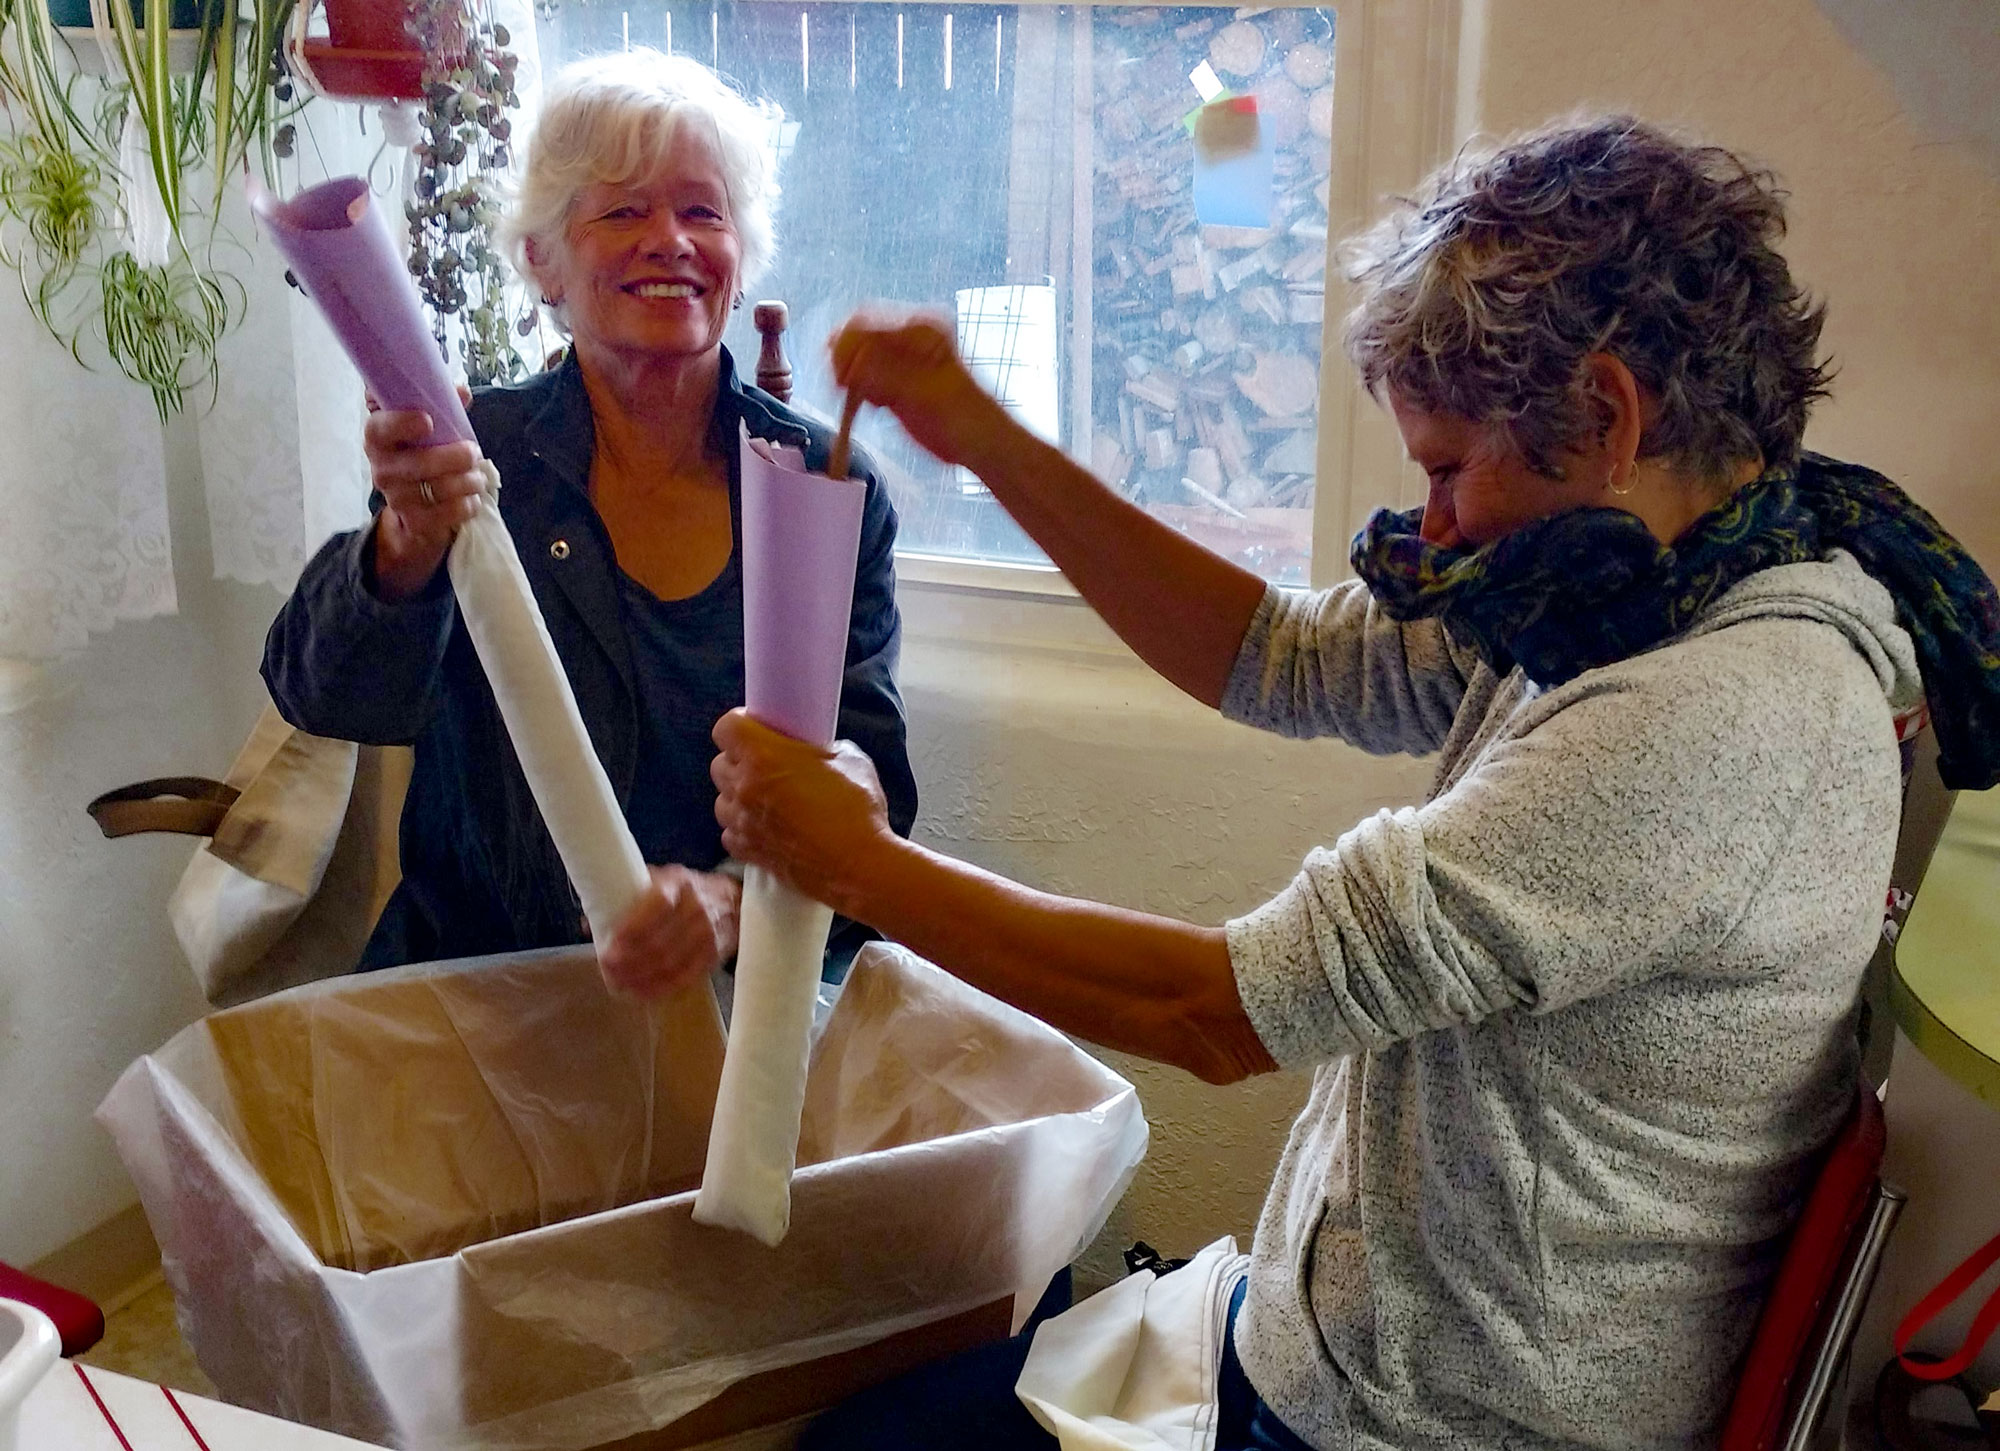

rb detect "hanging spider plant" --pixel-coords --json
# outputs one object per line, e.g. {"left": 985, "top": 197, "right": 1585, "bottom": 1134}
{"left": 0, "top": 0, "right": 299, "bottom": 414}
{"left": 0, "top": 0, "right": 113, "bottom": 263}
{"left": 0, "top": 0, "right": 114, "bottom": 349}
{"left": 0, "top": 127, "right": 106, "bottom": 297}
{"left": 100, "top": 246, "right": 231, "bottom": 414}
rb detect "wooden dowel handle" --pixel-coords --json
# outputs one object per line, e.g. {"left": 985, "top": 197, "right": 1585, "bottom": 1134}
{"left": 828, "top": 388, "right": 862, "bottom": 481}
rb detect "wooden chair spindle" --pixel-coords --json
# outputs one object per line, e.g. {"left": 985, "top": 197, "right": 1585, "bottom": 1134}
{"left": 753, "top": 301, "right": 792, "bottom": 404}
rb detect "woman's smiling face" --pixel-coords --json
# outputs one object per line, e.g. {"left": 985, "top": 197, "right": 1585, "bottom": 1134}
{"left": 1391, "top": 394, "right": 1608, "bottom": 550}
{"left": 548, "top": 117, "right": 743, "bottom": 367}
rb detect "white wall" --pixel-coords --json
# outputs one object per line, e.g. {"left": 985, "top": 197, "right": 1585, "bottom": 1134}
{"left": 0, "top": 421, "right": 279, "bottom": 1268}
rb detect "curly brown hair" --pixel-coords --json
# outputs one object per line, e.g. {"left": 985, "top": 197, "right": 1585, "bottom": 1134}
{"left": 1342, "top": 114, "right": 1833, "bottom": 480}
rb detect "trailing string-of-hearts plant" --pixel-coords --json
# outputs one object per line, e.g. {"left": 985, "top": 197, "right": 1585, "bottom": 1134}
{"left": 400, "top": 0, "right": 531, "bottom": 385}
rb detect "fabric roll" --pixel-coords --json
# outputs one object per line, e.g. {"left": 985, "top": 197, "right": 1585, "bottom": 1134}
{"left": 447, "top": 464, "right": 651, "bottom": 940}
{"left": 692, "top": 433, "right": 866, "bottom": 1245}
{"left": 693, "top": 865, "right": 836, "bottom": 1244}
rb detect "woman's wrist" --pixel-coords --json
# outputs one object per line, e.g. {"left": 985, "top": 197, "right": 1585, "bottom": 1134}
{"left": 950, "top": 392, "right": 1034, "bottom": 477}
{"left": 828, "top": 828, "right": 928, "bottom": 929}
{"left": 368, "top": 515, "right": 446, "bottom": 603}
{"left": 707, "top": 869, "right": 744, "bottom": 961}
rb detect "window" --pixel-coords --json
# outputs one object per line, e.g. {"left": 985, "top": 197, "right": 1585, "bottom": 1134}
{"left": 538, "top": 0, "right": 1338, "bottom": 587}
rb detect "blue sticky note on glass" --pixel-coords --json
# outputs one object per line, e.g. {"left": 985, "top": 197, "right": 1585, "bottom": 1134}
{"left": 1190, "top": 96, "right": 1273, "bottom": 228}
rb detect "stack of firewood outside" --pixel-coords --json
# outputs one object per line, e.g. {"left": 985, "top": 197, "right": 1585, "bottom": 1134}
{"left": 1089, "top": 6, "right": 1333, "bottom": 583}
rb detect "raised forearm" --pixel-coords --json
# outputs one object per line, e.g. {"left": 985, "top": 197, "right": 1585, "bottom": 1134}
{"left": 834, "top": 834, "right": 1276, "bottom": 1084}
{"left": 829, "top": 314, "right": 1267, "bottom": 709}
{"left": 958, "top": 420, "right": 1268, "bottom": 709}
{"left": 262, "top": 525, "right": 454, "bottom": 744}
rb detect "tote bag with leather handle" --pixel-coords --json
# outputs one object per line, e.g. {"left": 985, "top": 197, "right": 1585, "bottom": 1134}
{"left": 89, "top": 700, "right": 408, "bottom": 1005}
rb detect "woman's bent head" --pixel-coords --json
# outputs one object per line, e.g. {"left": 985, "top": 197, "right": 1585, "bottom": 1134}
{"left": 1343, "top": 114, "right": 1831, "bottom": 486}
{"left": 502, "top": 50, "right": 782, "bottom": 340}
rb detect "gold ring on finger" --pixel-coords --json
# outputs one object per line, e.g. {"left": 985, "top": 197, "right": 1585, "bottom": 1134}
{"left": 419, "top": 479, "right": 436, "bottom": 507}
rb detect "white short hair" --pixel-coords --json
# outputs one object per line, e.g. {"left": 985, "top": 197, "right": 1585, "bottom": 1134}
{"left": 501, "top": 50, "right": 783, "bottom": 310}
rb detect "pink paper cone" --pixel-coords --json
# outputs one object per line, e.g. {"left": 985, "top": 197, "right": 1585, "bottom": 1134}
{"left": 250, "top": 175, "right": 655, "bottom": 950}
{"left": 694, "top": 431, "right": 867, "bottom": 1244}
{"left": 249, "top": 176, "right": 473, "bottom": 448}
{"left": 738, "top": 431, "right": 867, "bottom": 745}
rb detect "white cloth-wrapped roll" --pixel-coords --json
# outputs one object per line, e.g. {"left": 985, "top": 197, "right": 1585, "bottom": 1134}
{"left": 446, "top": 463, "right": 650, "bottom": 943}
{"left": 692, "top": 866, "right": 835, "bottom": 1244}
{"left": 690, "top": 432, "right": 867, "bottom": 1246}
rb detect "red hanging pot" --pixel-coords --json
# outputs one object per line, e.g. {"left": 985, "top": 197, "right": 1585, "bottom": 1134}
{"left": 290, "top": 0, "right": 425, "bottom": 100}
{"left": 323, "top": 0, "right": 408, "bottom": 49}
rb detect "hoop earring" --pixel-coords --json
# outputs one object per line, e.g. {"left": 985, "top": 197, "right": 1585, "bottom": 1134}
{"left": 1608, "top": 461, "right": 1637, "bottom": 497}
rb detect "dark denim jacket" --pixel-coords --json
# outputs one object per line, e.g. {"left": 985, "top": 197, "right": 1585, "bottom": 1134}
{"left": 262, "top": 347, "right": 917, "bottom": 970}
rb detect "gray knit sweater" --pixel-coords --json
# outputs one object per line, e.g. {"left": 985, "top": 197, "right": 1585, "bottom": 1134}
{"left": 1221, "top": 552, "right": 1920, "bottom": 1451}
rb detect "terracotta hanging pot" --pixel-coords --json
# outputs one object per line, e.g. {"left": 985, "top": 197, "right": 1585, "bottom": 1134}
{"left": 289, "top": 0, "right": 425, "bottom": 100}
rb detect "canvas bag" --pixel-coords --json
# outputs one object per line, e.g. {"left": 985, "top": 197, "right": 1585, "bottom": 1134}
{"left": 1016, "top": 1237, "right": 1251, "bottom": 1451}
{"left": 164, "top": 701, "right": 407, "bottom": 1005}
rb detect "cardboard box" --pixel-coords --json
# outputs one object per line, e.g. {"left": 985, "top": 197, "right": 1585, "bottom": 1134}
{"left": 100, "top": 945, "right": 1146, "bottom": 1451}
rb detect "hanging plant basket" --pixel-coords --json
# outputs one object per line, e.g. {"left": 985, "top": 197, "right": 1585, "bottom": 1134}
{"left": 52, "top": 0, "right": 218, "bottom": 75}
{"left": 288, "top": 0, "right": 424, "bottom": 99}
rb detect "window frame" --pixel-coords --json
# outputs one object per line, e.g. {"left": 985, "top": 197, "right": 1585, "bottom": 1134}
{"left": 887, "top": 0, "right": 1474, "bottom": 651}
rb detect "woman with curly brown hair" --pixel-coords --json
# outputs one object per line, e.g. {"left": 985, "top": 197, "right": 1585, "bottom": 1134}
{"left": 697, "top": 116, "right": 2000, "bottom": 1450}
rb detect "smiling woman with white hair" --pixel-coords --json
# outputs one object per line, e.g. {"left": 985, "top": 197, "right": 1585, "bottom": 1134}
{"left": 501, "top": 51, "right": 783, "bottom": 325}
{"left": 262, "top": 49, "right": 917, "bottom": 991}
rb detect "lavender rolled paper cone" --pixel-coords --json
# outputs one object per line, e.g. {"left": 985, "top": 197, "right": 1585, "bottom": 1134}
{"left": 693, "top": 429, "right": 866, "bottom": 1245}
{"left": 251, "top": 175, "right": 652, "bottom": 953}
{"left": 248, "top": 176, "right": 472, "bottom": 447}
{"left": 736, "top": 430, "right": 867, "bottom": 743}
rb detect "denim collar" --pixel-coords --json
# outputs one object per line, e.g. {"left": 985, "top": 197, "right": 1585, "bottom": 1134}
{"left": 519, "top": 344, "right": 812, "bottom": 501}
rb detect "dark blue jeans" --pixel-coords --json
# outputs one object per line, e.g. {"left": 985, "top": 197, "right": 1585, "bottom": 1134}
{"left": 799, "top": 1277, "right": 1314, "bottom": 1451}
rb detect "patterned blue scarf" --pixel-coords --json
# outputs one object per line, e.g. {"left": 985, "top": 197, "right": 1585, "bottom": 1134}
{"left": 1351, "top": 452, "right": 2000, "bottom": 790}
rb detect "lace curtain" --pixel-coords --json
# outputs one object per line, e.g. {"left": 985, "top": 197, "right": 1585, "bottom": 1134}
{"left": 0, "top": 0, "right": 542, "bottom": 671}
{"left": 0, "top": 283, "right": 175, "bottom": 661}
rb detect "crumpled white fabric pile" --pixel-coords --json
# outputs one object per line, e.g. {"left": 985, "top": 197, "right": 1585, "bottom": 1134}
{"left": 1017, "top": 1238, "right": 1251, "bottom": 1451}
